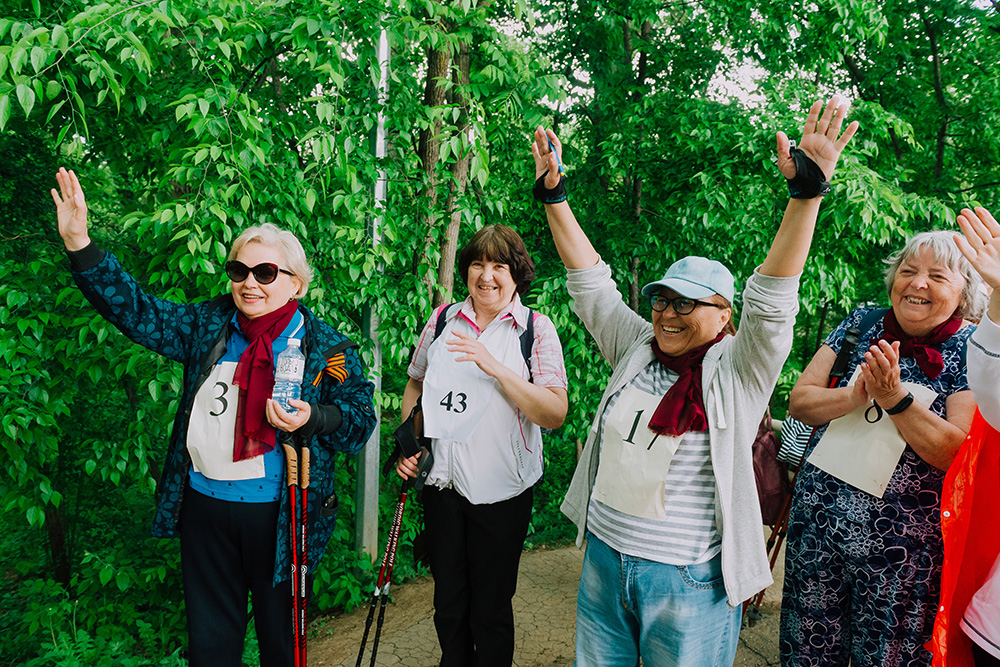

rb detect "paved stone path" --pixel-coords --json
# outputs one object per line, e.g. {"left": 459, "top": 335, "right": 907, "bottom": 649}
{"left": 309, "top": 539, "right": 785, "bottom": 667}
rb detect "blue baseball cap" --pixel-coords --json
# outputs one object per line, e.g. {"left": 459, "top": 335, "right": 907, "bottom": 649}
{"left": 640, "top": 256, "right": 736, "bottom": 304}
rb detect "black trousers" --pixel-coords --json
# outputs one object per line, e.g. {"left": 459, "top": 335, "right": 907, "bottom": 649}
{"left": 422, "top": 485, "right": 533, "bottom": 667}
{"left": 179, "top": 486, "right": 293, "bottom": 667}
{"left": 973, "top": 641, "right": 1000, "bottom": 667}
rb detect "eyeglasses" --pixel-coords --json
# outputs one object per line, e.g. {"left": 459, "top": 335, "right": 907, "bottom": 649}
{"left": 649, "top": 294, "right": 726, "bottom": 315}
{"left": 224, "top": 261, "right": 295, "bottom": 285}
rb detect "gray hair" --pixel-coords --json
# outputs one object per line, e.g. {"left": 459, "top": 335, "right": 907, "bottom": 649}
{"left": 228, "top": 223, "right": 313, "bottom": 299}
{"left": 883, "top": 230, "right": 986, "bottom": 321}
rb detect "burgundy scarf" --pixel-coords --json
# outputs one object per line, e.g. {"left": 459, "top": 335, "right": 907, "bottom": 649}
{"left": 232, "top": 300, "right": 298, "bottom": 462}
{"left": 647, "top": 333, "right": 726, "bottom": 436}
{"left": 880, "top": 309, "right": 962, "bottom": 380}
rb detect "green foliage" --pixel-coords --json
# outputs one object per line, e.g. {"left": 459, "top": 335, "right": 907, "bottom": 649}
{"left": 3, "top": 0, "right": 1000, "bottom": 662}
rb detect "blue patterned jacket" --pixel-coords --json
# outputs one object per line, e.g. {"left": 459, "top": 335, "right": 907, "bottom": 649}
{"left": 68, "top": 244, "right": 376, "bottom": 583}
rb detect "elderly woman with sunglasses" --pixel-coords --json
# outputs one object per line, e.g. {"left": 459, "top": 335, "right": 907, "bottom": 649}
{"left": 51, "top": 168, "right": 376, "bottom": 667}
{"left": 533, "top": 97, "right": 858, "bottom": 666}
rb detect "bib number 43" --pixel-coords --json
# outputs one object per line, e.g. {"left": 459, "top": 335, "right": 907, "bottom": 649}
{"left": 439, "top": 391, "right": 468, "bottom": 414}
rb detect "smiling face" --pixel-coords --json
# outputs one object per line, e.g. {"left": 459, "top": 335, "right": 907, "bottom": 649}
{"left": 651, "top": 288, "right": 732, "bottom": 357}
{"left": 466, "top": 257, "right": 517, "bottom": 318}
{"left": 230, "top": 241, "right": 302, "bottom": 319}
{"left": 889, "top": 248, "right": 965, "bottom": 336}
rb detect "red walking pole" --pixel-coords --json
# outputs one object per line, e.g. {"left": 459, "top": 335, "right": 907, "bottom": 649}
{"left": 283, "top": 443, "right": 302, "bottom": 667}
{"left": 298, "top": 447, "right": 310, "bottom": 667}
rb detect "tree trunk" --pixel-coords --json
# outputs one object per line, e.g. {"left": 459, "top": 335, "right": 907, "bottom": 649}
{"left": 629, "top": 256, "right": 642, "bottom": 313}
{"left": 434, "top": 40, "right": 472, "bottom": 307}
{"left": 45, "top": 502, "right": 72, "bottom": 586}
{"left": 413, "top": 43, "right": 451, "bottom": 293}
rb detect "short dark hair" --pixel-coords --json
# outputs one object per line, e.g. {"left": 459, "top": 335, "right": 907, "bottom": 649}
{"left": 458, "top": 225, "right": 536, "bottom": 295}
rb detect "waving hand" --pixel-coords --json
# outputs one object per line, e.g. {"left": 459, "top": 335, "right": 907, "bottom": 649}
{"left": 51, "top": 168, "right": 91, "bottom": 251}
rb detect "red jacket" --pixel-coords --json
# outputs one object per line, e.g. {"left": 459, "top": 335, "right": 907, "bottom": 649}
{"left": 931, "top": 410, "right": 1000, "bottom": 666}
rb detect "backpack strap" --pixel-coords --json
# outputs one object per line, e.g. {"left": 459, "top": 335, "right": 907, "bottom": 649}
{"left": 433, "top": 303, "right": 456, "bottom": 341}
{"left": 857, "top": 308, "right": 888, "bottom": 339}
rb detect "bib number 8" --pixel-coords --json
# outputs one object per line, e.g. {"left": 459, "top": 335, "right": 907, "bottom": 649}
{"left": 440, "top": 391, "right": 468, "bottom": 414}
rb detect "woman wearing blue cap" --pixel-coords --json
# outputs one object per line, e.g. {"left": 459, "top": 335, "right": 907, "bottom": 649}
{"left": 531, "top": 97, "right": 857, "bottom": 666}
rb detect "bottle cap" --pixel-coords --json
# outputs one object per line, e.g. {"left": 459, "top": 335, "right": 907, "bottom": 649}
{"left": 287, "top": 339, "right": 301, "bottom": 347}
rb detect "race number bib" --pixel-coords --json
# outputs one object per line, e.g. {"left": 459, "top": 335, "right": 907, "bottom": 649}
{"left": 422, "top": 337, "right": 496, "bottom": 443}
{"left": 187, "top": 362, "right": 266, "bottom": 480}
{"left": 592, "top": 385, "right": 683, "bottom": 519}
{"left": 808, "top": 366, "right": 939, "bottom": 498}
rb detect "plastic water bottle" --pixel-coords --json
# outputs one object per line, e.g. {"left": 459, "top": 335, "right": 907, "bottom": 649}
{"left": 273, "top": 339, "right": 305, "bottom": 414}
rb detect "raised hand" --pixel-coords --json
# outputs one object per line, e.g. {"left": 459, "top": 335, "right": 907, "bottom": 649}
{"left": 776, "top": 97, "right": 859, "bottom": 185}
{"left": 50, "top": 167, "right": 91, "bottom": 251}
{"left": 532, "top": 126, "right": 563, "bottom": 189}
{"left": 955, "top": 207, "right": 1000, "bottom": 291}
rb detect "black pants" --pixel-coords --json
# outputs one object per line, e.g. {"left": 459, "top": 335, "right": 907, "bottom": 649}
{"left": 179, "top": 486, "right": 292, "bottom": 667}
{"left": 422, "top": 485, "right": 533, "bottom": 667}
{"left": 973, "top": 641, "right": 1000, "bottom": 667}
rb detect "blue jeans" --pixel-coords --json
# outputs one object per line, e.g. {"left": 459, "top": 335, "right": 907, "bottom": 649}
{"left": 575, "top": 532, "right": 741, "bottom": 667}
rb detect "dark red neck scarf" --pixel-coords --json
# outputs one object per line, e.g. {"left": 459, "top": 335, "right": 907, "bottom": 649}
{"left": 648, "top": 333, "right": 726, "bottom": 436}
{"left": 880, "top": 309, "right": 961, "bottom": 380}
{"left": 232, "top": 300, "right": 298, "bottom": 462}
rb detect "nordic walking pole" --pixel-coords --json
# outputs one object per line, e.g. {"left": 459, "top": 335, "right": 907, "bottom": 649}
{"left": 298, "top": 446, "right": 310, "bottom": 667}
{"left": 356, "top": 478, "right": 409, "bottom": 667}
{"left": 369, "top": 482, "right": 408, "bottom": 667}
{"left": 750, "top": 326, "right": 862, "bottom": 617}
{"left": 283, "top": 443, "right": 302, "bottom": 667}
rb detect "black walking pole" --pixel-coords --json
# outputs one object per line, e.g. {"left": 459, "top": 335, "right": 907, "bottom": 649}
{"left": 355, "top": 479, "right": 409, "bottom": 667}
{"left": 356, "top": 403, "right": 432, "bottom": 666}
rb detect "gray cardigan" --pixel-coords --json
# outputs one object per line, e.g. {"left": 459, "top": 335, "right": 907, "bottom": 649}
{"left": 560, "top": 260, "right": 800, "bottom": 605}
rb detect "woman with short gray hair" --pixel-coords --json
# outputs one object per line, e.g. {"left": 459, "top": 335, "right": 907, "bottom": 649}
{"left": 781, "top": 227, "right": 984, "bottom": 666}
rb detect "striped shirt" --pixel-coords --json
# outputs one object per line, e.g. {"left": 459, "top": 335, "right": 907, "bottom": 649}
{"left": 588, "top": 360, "right": 721, "bottom": 565}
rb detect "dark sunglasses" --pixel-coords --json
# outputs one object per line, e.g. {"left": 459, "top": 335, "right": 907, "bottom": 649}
{"left": 650, "top": 294, "right": 726, "bottom": 315}
{"left": 224, "top": 261, "right": 294, "bottom": 285}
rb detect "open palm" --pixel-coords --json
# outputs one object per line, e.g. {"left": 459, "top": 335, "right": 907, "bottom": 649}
{"left": 50, "top": 167, "right": 90, "bottom": 251}
{"left": 775, "top": 97, "right": 859, "bottom": 183}
{"left": 956, "top": 207, "right": 1000, "bottom": 291}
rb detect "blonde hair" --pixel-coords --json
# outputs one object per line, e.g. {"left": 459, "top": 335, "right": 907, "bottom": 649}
{"left": 228, "top": 223, "right": 313, "bottom": 299}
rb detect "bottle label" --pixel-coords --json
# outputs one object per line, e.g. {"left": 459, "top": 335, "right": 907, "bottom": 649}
{"left": 276, "top": 356, "right": 305, "bottom": 379}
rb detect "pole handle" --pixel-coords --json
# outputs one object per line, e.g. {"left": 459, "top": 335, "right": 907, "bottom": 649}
{"left": 283, "top": 444, "right": 299, "bottom": 487}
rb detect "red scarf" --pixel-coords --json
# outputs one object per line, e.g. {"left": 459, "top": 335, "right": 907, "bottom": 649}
{"left": 880, "top": 309, "right": 962, "bottom": 380}
{"left": 647, "top": 333, "right": 726, "bottom": 436}
{"left": 232, "top": 300, "right": 298, "bottom": 462}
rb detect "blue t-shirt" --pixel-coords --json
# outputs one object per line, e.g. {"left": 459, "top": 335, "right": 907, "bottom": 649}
{"left": 189, "top": 310, "right": 305, "bottom": 502}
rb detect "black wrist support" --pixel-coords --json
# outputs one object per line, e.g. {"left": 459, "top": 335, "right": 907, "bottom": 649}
{"left": 533, "top": 172, "right": 567, "bottom": 204}
{"left": 787, "top": 147, "right": 831, "bottom": 199}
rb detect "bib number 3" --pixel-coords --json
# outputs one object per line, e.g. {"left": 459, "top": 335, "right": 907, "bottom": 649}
{"left": 439, "top": 391, "right": 468, "bottom": 414}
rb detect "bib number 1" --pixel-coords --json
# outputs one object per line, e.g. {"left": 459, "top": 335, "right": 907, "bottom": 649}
{"left": 623, "top": 409, "right": 659, "bottom": 450}
{"left": 439, "top": 391, "right": 468, "bottom": 414}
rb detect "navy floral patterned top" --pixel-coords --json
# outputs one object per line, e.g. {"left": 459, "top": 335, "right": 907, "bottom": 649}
{"left": 797, "top": 306, "right": 974, "bottom": 539}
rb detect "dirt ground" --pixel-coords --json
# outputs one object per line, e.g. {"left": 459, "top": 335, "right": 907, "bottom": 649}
{"left": 308, "top": 536, "right": 785, "bottom": 667}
